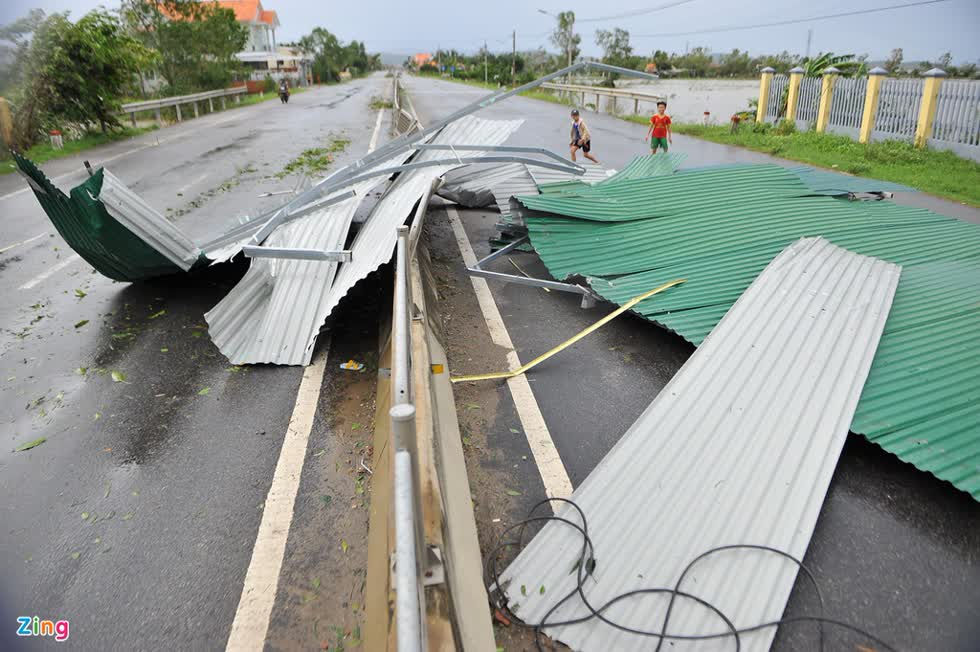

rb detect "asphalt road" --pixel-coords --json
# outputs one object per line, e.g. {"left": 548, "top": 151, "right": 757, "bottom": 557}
{"left": 0, "top": 74, "right": 390, "bottom": 650}
{"left": 404, "top": 74, "right": 980, "bottom": 651}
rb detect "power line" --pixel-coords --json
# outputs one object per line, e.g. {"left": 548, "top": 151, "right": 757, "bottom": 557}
{"left": 632, "top": 0, "right": 952, "bottom": 38}
{"left": 577, "top": 0, "right": 698, "bottom": 23}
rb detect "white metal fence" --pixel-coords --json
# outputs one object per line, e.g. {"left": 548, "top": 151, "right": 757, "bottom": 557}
{"left": 120, "top": 86, "right": 247, "bottom": 125}
{"left": 765, "top": 75, "right": 788, "bottom": 122}
{"left": 796, "top": 76, "right": 822, "bottom": 127}
{"left": 829, "top": 77, "right": 867, "bottom": 131}
{"left": 932, "top": 79, "right": 980, "bottom": 147}
{"left": 873, "top": 78, "right": 922, "bottom": 141}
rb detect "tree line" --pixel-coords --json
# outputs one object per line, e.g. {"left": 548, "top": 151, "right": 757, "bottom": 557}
{"left": 413, "top": 11, "right": 977, "bottom": 84}
{"left": 0, "top": 1, "right": 381, "bottom": 152}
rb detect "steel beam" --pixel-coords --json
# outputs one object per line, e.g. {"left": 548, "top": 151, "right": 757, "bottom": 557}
{"left": 412, "top": 144, "right": 584, "bottom": 171}
{"left": 242, "top": 246, "right": 352, "bottom": 262}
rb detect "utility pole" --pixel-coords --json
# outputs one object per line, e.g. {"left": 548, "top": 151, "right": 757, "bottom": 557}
{"left": 511, "top": 30, "right": 516, "bottom": 86}
{"left": 805, "top": 29, "right": 813, "bottom": 59}
{"left": 484, "top": 40, "right": 488, "bottom": 84}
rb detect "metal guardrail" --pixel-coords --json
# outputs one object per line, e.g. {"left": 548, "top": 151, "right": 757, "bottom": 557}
{"left": 120, "top": 86, "right": 248, "bottom": 126}
{"left": 541, "top": 81, "right": 664, "bottom": 114}
{"left": 391, "top": 225, "right": 425, "bottom": 652}
{"left": 392, "top": 75, "right": 422, "bottom": 136}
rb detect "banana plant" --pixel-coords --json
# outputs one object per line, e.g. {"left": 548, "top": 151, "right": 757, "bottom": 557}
{"left": 801, "top": 53, "right": 864, "bottom": 77}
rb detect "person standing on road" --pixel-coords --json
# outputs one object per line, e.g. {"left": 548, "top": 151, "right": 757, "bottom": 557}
{"left": 647, "top": 100, "right": 672, "bottom": 153}
{"left": 569, "top": 109, "right": 599, "bottom": 164}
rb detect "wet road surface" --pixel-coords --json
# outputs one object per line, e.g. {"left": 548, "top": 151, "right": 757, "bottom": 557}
{"left": 405, "top": 74, "right": 980, "bottom": 652}
{"left": 1, "top": 74, "right": 391, "bottom": 650}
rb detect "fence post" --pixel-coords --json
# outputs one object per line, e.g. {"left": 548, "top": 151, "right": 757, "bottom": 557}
{"left": 756, "top": 67, "right": 775, "bottom": 123}
{"left": 221, "top": 96, "right": 227, "bottom": 110}
{"left": 0, "top": 97, "right": 11, "bottom": 148}
{"left": 193, "top": 102, "right": 200, "bottom": 118}
{"left": 914, "top": 67, "right": 947, "bottom": 148}
{"left": 175, "top": 104, "right": 182, "bottom": 122}
{"left": 815, "top": 66, "right": 839, "bottom": 133}
{"left": 859, "top": 67, "right": 888, "bottom": 143}
{"left": 208, "top": 98, "right": 214, "bottom": 112}
{"left": 154, "top": 107, "right": 162, "bottom": 126}
{"left": 785, "top": 66, "right": 804, "bottom": 123}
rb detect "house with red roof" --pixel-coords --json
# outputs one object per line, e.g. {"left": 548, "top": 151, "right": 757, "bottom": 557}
{"left": 215, "top": 0, "right": 280, "bottom": 52}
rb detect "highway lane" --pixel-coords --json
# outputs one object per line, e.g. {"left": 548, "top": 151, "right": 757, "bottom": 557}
{"left": 405, "top": 73, "right": 980, "bottom": 652}
{"left": 0, "top": 74, "right": 389, "bottom": 650}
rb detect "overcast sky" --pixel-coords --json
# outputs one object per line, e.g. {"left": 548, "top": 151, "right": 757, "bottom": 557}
{"left": 3, "top": 0, "right": 978, "bottom": 63}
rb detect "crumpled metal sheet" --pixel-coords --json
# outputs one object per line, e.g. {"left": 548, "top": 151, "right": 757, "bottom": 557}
{"left": 439, "top": 163, "right": 528, "bottom": 208}
{"left": 500, "top": 237, "right": 901, "bottom": 652}
{"left": 98, "top": 170, "right": 202, "bottom": 271}
{"left": 205, "top": 114, "right": 523, "bottom": 366}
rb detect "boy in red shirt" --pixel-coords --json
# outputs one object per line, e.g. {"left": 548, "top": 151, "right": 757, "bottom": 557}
{"left": 646, "top": 100, "right": 672, "bottom": 153}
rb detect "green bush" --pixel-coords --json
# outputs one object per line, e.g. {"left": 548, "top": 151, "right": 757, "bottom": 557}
{"left": 263, "top": 75, "right": 276, "bottom": 93}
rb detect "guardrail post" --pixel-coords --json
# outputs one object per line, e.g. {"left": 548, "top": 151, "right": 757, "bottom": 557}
{"left": 235, "top": 93, "right": 241, "bottom": 104}
{"left": 914, "top": 67, "right": 946, "bottom": 148}
{"left": 815, "top": 66, "right": 839, "bottom": 133}
{"left": 154, "top": 108, "right": 162, "bottom": 126}
{"left": 208, "top": 98, "right": 214, "bottom": 113}
{"left": 130, "top": 111, "right": 137, "bottom": 128}
{"left": 859, "top": 67, "right": 888, "bottom": 143}
{"left": 221, "top": 96, "right": 227, "bottom": 110}
{"left": 785, "top": 66, "right": 804, "bottom": 123}
{"left": 756, "top": 66, "right": 775, "bottom": 123}
{"left": 175, "top": 104, "right": 182, "bottom": 122}
{"left": 634, "top": 97, "right": 639, "bottom": 114}
{"left": 193, "top": 102, "right": 200, "bottom": 118}
{"left": 0, "top": 97, "right": 11, "bottom": 148}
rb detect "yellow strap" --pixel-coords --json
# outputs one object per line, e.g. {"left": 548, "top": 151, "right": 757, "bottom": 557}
{"left": 450, "top": 279, "right": 685, "bottom": 383}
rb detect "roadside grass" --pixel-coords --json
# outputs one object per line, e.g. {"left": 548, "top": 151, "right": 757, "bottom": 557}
{"left": 1, "top": 85, "right": 315, "bottom": 175}
{"left": 624, "top": 118, "right": 980, "bottom": 206}
{"left": 1, "top": 126, "right": 159, "bottom": 175}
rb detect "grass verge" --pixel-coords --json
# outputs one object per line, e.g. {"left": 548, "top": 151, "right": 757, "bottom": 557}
{"left": 1, "top": 126, "right": 159, "bottom": 175}
{"left": 626, "top": 119, "right": 979, "bottom": 206}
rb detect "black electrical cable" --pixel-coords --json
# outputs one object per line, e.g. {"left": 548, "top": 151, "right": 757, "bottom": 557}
{"left": 486, "top": 497, "right": 900, "bottom": 652}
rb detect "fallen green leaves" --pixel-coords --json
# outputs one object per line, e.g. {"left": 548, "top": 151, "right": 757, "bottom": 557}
{"left": 74, "top": 319, "right": 89, "bottom": 329}
{"left": 110, "top": 370, "right": 126, "bottom": 383}
{"left": 14, "top": 437, "right": 46, "bottom": 452}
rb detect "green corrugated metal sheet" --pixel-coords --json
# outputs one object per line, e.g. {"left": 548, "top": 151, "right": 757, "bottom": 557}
{"left": 786, "top": 165, "right": 915, "bottom": 195}
{"left": 519, "top": 163, "right": 980, "bottom": 499}
{"left": 13, "top": 153, "right": 203, "bottom": 281}
{"left": 517, "top": 164, "right": 812, "bottom": 221}
{"left": 599, "top": 152, "right": 687, "bottom": 185}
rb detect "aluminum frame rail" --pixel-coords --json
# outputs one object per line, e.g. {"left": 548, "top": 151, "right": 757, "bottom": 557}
{"left": 246, "top": 61, "right": 657, "bottom": 246}
{"left": 468, "top": 235, "right": 598, "bottom": 307}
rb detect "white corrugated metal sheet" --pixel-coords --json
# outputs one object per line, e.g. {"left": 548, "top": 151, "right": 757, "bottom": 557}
{"left": 527, "top": 162, "right": 610, "bottom": 186}
{"left": 205, "top": 114, "right": 523, "bottom": 365}
{"left": 98, "top": 170, "right": 202, "bottom": 270}
{"left": 439, "top": 163, "right": 528, "bottom": 208}
{"left": 499, "top": 237, "right": 901, "bottom": 652}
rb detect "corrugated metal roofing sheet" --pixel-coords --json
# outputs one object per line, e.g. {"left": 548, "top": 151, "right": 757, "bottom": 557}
{"left": 786, "top": 165, "right": 915, "bottom": 195}
{"left": 528, "top": 161, "right": 610, "bottom": 187}
{"left": 518, "top": 164, "right": 980, "bottom": 498}
{"left": 12, "top": 152, "right": 196, "bottom": 281}
{"left": 205, "top": 114, "right": 523, "bottom": 365}
{"left": 598, "top": 152, "right": 686, "bottom": 185}
{"left": 439, "top": 162, "right": 528, "bottom": 208}
{"left": 98, "top": 170, "right": 202, "bottom": 271}
{"left": 500, "top": 237, "right": 901, "bottom": 652}
{"left": 517, "top": 164, "right": 811, "bottom": 222}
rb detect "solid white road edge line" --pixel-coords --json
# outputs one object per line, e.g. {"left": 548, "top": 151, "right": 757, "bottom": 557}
{"left": 225, "top": 91, "right": 386, "bottom": 652}
{"left": 446, "top": 206, "right": 573, "bottom": 500}
{"left": 18, "top": 254, "right": 82, "bottom": 290}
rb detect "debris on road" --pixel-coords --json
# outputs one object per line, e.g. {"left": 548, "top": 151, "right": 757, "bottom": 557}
{"left": 340, "top": 360, "right": 366, "bottom": 371}
{"left": 497, "top": 237, "right": 901, "bottom": 652}
{"left": 450, "top": 280, "right": 684, "bottom": 383}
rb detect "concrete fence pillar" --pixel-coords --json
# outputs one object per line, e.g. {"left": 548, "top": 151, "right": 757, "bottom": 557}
{"left": 0, "top": 97, "right": 11, "bottom": 148}
{"left": 756, "top": 66, "right": 775, "bottom": 123}
{"left": 815, "top": 66, "right": 840, "bottom": 133}
{"left": 785, "top": 66, "right": 805, "bottom": 123}
{"left": 859, "top": 67, "right": 888, "bottom": 143}
{"left": 914, "top": 68, "right": 947, "bottom": 148}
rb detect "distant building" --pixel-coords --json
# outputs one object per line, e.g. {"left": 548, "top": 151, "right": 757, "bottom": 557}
{"left": 412, "top": 53, "right": 434, "bottom": 68}
{"left": 214, "top": 1, "right": 311, "bottom": 87}
{"left": 217, "top": 0, "right": 280, "bottom": 52}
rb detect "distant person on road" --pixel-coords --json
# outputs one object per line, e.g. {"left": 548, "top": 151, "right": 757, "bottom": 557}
{"left": 647, "top": 101, "right": 672, "bottom": 153}
{"left": 569, "top": 109, "right": 599, "bottom": 164}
